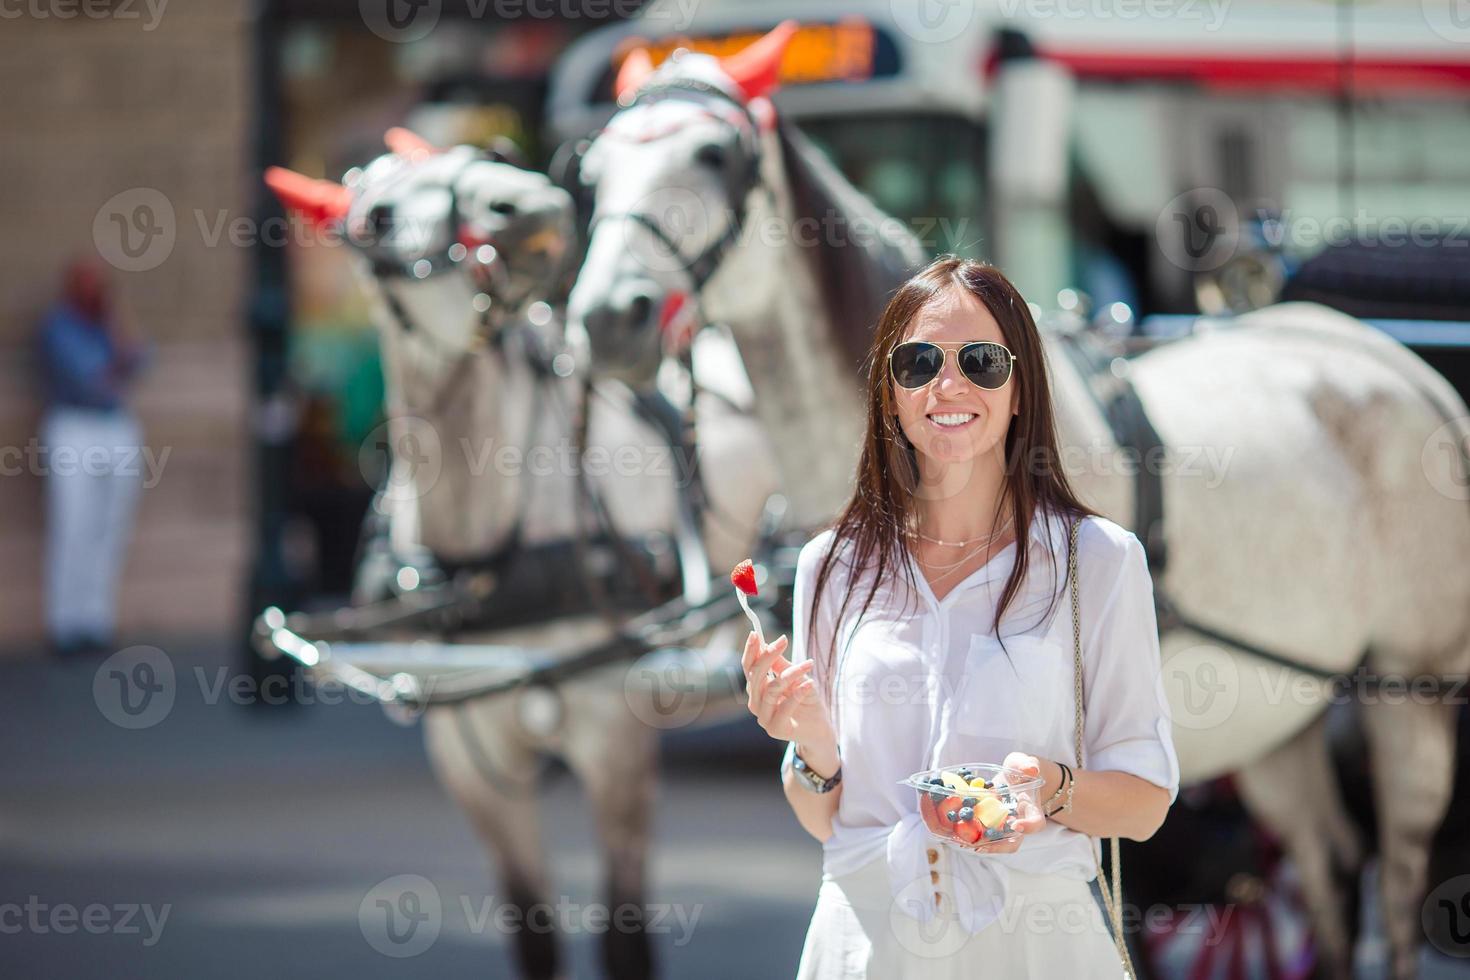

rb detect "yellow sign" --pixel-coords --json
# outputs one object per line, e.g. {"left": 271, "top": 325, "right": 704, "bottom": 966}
{"left": 619, "top": 18, "right": 876, "bottom": 87}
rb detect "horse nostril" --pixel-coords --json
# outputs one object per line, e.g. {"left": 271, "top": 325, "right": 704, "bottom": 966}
{"left": 489, "top": 200, "right": 518, "bottom": 217}
{"left": 367, "top": 203, "right": 393, "bottom": 234}
{"left": 628, "top": 293, "right": 653, "bottom": 328}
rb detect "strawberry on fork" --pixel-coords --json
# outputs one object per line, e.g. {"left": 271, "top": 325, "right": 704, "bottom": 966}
{"left": 730, "top": 559, "right": 763, "bottom": 644}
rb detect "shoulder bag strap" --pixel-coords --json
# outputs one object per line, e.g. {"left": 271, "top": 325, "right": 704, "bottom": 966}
{"left": 1069, "top": 516, "right": 1137, "bottom": 978}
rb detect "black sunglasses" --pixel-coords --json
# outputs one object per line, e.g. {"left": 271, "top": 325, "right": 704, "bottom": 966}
{"left": 889, "top": 340, "right": 1017, "bottom": 391}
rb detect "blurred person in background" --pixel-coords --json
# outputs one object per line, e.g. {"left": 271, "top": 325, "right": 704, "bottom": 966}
{"left": 35, "top": 256, "right": 150, "bottom": 658}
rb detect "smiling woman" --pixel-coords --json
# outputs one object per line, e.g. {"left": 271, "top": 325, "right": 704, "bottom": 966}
{"left": 739, "top": 255, "right": 1178, "bottom": 979}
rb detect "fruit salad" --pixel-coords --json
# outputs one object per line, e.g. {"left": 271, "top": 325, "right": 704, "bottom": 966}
{"left": 902, "top": 763, "right": 1044, "bottom": 848}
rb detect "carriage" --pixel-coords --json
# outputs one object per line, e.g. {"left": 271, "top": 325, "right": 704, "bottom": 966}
{"left": 252, "top": 7, "right": 1470, "bottom": 978}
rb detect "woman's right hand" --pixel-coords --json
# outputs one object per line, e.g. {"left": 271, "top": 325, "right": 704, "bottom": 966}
{"left": 741, "top": 631, "right": 837, "bottom": 761}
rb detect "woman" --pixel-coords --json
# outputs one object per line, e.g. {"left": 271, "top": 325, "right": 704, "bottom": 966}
{"left": 741, "top": 256, "right": 1179, "bottom": 977}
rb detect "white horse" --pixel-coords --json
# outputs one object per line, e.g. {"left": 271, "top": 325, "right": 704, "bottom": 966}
{"left": 564, "top": 25, "right": 1470, "bottom": 980}
{"left": 267, "top": 131, "right": 779, "bottom": 980}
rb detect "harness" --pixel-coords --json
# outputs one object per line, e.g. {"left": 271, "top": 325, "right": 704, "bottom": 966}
{"left": 357, "top": 155, "right": 679, "bottom": 625}
{"left": 585, "top": 76, "right": 770, "bottom": 296}
{"left": 1057, "top": 328, "right": 1346, "bottom": 682}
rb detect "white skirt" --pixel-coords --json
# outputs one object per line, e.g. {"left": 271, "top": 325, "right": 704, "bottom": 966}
{"left": 794, "top": 850, "right": 1128, "bottom": 980}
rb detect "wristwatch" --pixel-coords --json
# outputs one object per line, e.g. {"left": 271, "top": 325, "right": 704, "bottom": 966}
{"left": 783, "top": 741, "right": 842, "bottom": 794}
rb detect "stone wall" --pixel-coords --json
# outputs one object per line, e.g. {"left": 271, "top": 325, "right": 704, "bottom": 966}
{"left": 0, "top": 4, "right": 253, "bottom": 649}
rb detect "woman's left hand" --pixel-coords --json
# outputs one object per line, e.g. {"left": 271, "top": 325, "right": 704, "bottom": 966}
{"left": 953, "top": 752, "right": 1049, "bottom": 855}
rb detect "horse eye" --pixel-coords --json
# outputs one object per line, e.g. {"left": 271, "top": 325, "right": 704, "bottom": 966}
{"left": 694, "top": 143, "right": 726, "bottom": 171}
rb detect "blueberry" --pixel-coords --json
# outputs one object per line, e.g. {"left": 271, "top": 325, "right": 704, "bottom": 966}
{"left": 984, "top": 827, "right": 1004, "bottom": 840}
{"left": 928, "top": 776, "right": 945, "bottom": 786}
{"left": 961, "top": 797, "right": 978, "bottom": 807}
{"left": 957, "top": 807, "right": 975, "bottom": 822}
{"left": 957, "top": 768, "right": 973, "bottom": 780}
{"left": 928, "top": 791, "right": 946, "bottom": 805}
{"left": 946, "top": 810, "right": 959, "bottom": 822}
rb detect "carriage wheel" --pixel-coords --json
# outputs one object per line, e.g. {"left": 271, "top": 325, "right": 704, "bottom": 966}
{"left": 1140, "top": 829, "right": 1316, "bottom": 980}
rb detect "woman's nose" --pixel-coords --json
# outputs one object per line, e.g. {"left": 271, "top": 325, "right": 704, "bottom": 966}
{"left": 935, "top": 352, "right": 969, "bottom": 394}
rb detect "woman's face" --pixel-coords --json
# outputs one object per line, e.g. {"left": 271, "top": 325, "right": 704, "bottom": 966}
{"left": 891, "top": 286, "right": 1019, "bottom": 471}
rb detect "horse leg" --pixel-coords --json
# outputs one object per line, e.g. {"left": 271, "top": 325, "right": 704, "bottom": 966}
{"left": 1360, "top": 687, "right": 1459, "bottom": 980}
{"left": 423, "top": 700, "right": 562, "bottom": 980}
{"left": 1234, "top": 707, "right": 1364, "bottom": 980}
{"left": 560, "top": 680, "right": 658, "bottom": 980}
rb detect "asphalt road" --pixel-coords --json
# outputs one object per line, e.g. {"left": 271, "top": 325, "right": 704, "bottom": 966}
{"left": 0, "top": 637, "right": 820, "bottom": 979}
{"left": 2, "top": 637, "right": 1466, "bottom": 979}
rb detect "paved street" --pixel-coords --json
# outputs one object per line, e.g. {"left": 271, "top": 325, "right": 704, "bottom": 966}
{"left": 0, "top": 638, "right": 820, "bottom": 979}
{"left": 3, "top": 639, "right": 1467, "bottom": 979}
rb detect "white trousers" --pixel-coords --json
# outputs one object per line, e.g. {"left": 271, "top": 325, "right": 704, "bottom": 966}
{"left": 795, "top": 849, "right": 1128, "bottom": 980}
{"left": 41, "top": 407, "right": 143, "bottom": 642}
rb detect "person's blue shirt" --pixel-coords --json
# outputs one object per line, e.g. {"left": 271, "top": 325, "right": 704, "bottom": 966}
{"left": 37, "top": 302, "right": 138, "bottom": 412}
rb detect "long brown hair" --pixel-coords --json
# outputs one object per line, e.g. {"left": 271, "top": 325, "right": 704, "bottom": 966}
{"left": 805, "top": 255, "right": 1100, "bottom": 720}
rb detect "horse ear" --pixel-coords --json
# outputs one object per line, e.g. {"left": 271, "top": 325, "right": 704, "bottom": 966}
{"left": 719, "top": 19, "right": 798, "bottom": 101}
{"left": 384, "top": 126, "right": 440, "bottom": 161}
{"left": 614, "top": 44, "right": 655, "bottom": 101}
{"left": 264, "top": 166, "right": 351, "bottom": 228}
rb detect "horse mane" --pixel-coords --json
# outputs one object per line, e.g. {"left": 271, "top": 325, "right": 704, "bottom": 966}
{"left": 776, "top": 117, "right": 928, "bottom": 375}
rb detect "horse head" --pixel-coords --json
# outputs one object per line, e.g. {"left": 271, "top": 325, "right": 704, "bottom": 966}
{"left": 267, "top": 130, "right": 576, "bottom": 352}
{"left": 564, "top": 21, "right": 798, "bottom": 387}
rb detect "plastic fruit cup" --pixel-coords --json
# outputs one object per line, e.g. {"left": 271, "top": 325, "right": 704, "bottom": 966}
{"left": 900, "top": 763, "right": 1044, "bottom": 847}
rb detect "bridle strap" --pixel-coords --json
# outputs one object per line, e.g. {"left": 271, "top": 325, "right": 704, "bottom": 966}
{"left": 587, "top": 77, "right": 767, "bottom": 296}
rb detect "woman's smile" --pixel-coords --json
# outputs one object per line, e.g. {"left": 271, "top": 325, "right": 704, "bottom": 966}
{"left": 927, "top": 410, "right": 980, "bottom": 430}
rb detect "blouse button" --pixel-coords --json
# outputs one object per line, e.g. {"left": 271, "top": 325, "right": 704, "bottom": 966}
{"left": 926, "top": 848, "right": 938, "bottom": 865}
{"left": 933, "top": 891, "right": 943, "bottom": 909}
{"left": 930, "top": 870, "right": 940, "bottom": 884}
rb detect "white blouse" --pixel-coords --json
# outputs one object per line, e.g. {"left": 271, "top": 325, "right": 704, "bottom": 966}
{"left": 783, "top": 506, "right": 1180, "bottom": 935}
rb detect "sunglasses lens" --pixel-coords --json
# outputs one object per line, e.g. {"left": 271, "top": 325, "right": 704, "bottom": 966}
{"left": 891, "top": 343, "right": 944, "bottom": 389}
{"left": 959, "top": 343, "right": 1012, "bottom": 389}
